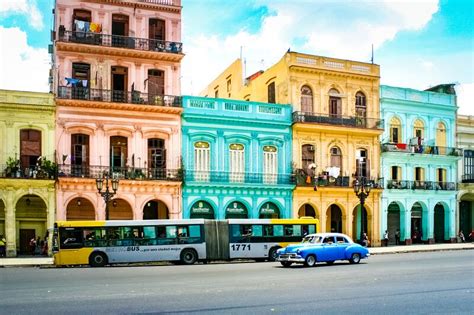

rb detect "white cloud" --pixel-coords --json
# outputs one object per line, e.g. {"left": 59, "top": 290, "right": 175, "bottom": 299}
{"left": 456, "top": 83, "right": 474, "bottom": 116}
{"left": 0, "top": 0, "right": 44, "bottom": 30}
{"left": 0, "top": 26, "right": 49, "bottom": 92}
{"left": 182, "top": 0, "right": 439, "bottom": 95}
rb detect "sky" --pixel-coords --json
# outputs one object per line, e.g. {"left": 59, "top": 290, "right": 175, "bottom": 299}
{"left": 0, "top": 0, "right": 472, "bottom": 114}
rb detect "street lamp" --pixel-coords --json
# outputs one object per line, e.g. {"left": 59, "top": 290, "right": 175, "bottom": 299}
{"left": 96, "top": 172, "right": 119, "bottom": 220}
{"left": 353, "top": 177, "right": 371, "bottom": 243}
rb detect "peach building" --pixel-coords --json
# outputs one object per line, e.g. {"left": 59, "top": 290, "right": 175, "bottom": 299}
{"left": 52, "top": 0, "right": 184, "bottom": 220}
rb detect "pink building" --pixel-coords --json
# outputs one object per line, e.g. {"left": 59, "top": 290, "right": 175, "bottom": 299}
{"left": 52, "top": 0, "right": 184, "bottom": 220}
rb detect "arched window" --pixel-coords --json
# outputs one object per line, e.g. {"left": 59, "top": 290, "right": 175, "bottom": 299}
{"left": 194, "top": 141, "right": 210, "bottom": 181}
{"left": 330, "top": 147, "right": 342, "bottom": 173}
{"left": 301, "top": 85, "right": 313, "bottom": 113}
{"left": 355, "top": 91, "right": 366, "bottom": 118}
{"left": 413, "top": 119, "right": 424, "bottom": 139}
{"left": 229, "top": 143, "right": 245, "bottom": 183}
{"left": 267, "top": 82, "right": 276, "bottom": 103}
{"left": 329, "top": 88, "right": 342, "bottom": 117}
{"left": 389, "top": 117, "right": 402, "bottom": 143}
{"left": 301, "top": 144, "right": 315, "bottom": 175}
{"left": 263, "top": 146, "right": 277, "bottom": 184}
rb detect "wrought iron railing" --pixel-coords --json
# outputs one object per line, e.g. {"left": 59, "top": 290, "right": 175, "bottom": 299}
{"left": 57, "top": 86, "right": 182, "bottom": 107}
{"left": 381, "top": 143, "right": 462, "bottom": 156}
{"left": 462, "top": 174, "right": 474, "bottom": 183}
{"left": 294, "top": 170, "right": 383, "bottom": 188}
{"left": 292, "top": 112, "right": 383, "bottom": 129}
{"left": 58, "top": 30, "right": 183, "bottom": 54}
{"left": 387, "top": 180, "right": 456, "bottom": 191}
{"left": 58, "top": 164, "right": 182, "bottom": 181}
{"left": 184, "top": 170, "right": 294, "bottom": 185}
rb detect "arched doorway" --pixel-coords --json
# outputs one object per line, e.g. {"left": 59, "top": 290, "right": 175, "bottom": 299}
{"left": 0, "top": 200, "right": 5, "bottom": 249}
{"left": 143, "top": 200, "right": 169, "bottom": 219}
{"left": 411, "top": 202, "right": 424, "bottom": 244}
{"left": 352, "top": 205, "right": 368, "bottom": 242}
{"left": 459, "top": 194, "right": 474, "bottom": 241}
{"left": 387, "top": 202, "right": 401, "bottom": 245}
{"left": 326, "top": 204, "right": 343, "bottom": 233}
{"left": 225, "top": 201, "right": 248, "bottom": 219}
{"left": 108, "top": 198, "right": 133, "bottom": 220}
{"left": 66, "top": 197, "right": 95, "bottom": 221}
{"left": 434, "top": 203, "right": 447, "bottom": 243}
{"left": 16, "top": 195, "right": 47, "bottom": 255}
{"left": 298, "top": 204, "right": 316, "bottom": 218}
{"left": 259, "top": 202, "right": 280, "bottom": 219}
{"left": 190, "top": 201, "right": 215, "bottom": 219}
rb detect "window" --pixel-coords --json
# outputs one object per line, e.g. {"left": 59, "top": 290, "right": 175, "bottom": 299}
{"left": 72, "top": 9, "right": 91, "bottom": 30}
{"left": 302, "top": 144, "right": 315, "bottom": 174}
{"left": 323, "top": 236, "right": 335, "bottom": 244}
{"left": 301, "top": 85, "right": 313, "bottom": 113}
{"left": 415, "top": 167, "right": 425, "bottom": 181}
{"left": 437, "top": 168, "right": 446, "bottom": 182}
{"left": 110, "top": 136, "right": 128, "bottom": 169}
{"left": 194, "top": 141, "right": 210, "bottom": 181}
{"left": 227, "top": 78, "right": 232, "bottom": 93}
{"left": 20, "top": 129, "right": 41, "bottom": 169}
{"left": 355, "top": 91, "right": 366, "bottom": 118}
{"left": 336, "top": 236, "right": 349, "bottom": 243}
{"left": 268, "top": 82, "right": 276, "bottom": 104}
{"left": 149, "top": 18, "right": 165, "bottom": 41}
{"left": 391, "top": 166, "right": 401, "bottom": 180}
{"left": 263, "top": 145, "right": 278, "bottom": 184}
{"left": 229, "top": 143, "right": 244, "bottom": 183}
{"left": 148, "top": 138, "right": 166, "bottom": 176}
{"left": 464, "top": 150, "right": 474, "bottom": 180}
{"left": 436, "top": 122, "right": 447, "bottom": 154}
{"left": 413, "top": 119, "right": 424, "bottom": 139}
{"left": 60, "top": 228, "right": 84, "bottom": 249}
{"left": 356, "top": 149, "right": 368, "bottom": 177}
{"left": 330, "top": 147, "right": 342, "bottom": 170}
{"left": 329, "top": 88, "right": 341, "bottom": 117}
{"left": 389, "top": 117, "right": 402, "bottom": 144}
{"left": 214, "top": 87, "right": 219, "bottom": 98}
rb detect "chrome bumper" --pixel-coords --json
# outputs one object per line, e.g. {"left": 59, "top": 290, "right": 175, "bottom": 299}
{"left": 277, "top": 254, "right": 305, "bottom": 263}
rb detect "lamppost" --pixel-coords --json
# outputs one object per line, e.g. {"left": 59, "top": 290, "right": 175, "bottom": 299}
{"left": 353, "top": 177, "right": 371, "bottom": 243}
{"left": 95, "top": 172, "right": 119, "bottom": 220}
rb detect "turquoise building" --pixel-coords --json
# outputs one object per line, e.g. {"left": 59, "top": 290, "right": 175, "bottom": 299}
{"left": 380, "top": 85, "right": 461, "bottom": 245}
{"left": 181, "top": 96, "right": 294, "bottom": 219}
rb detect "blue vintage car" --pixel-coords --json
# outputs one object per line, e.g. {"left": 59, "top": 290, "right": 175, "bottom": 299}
{"left": 276, "top": 233, "right": 370, "bottom": 267}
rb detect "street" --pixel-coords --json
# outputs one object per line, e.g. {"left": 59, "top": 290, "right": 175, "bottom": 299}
{"left": 1, "top": 251, "right": 473, "bottom": 314}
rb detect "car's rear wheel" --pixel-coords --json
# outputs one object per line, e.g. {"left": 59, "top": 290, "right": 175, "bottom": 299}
{"left": 304, "top": 254, "right": 317, "bottom": 267}
{"left": 280, "top": 261, "right": 292, "bottom": 268}
{"left": 326, "top": 260, "right": 335, "bottom": 265}
{"left": 350, "top": 253, "right": 361, "bottom": 264}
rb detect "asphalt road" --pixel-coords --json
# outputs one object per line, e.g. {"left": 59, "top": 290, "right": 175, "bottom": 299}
{"left": 1, "top": 251, "right": 473, "bottom": 315}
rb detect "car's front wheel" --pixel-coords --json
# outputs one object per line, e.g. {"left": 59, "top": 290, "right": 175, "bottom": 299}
{"left": 304, "top": 254, "right": 317, "bottom": 267}
{"left": 280, "top": 261, "right": 292, "bottom": 268}
{"left": 349, "top": 253, "right": 361, "bottom": 264}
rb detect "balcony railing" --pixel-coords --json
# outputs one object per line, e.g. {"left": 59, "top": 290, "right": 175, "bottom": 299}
{"left": 387, "top": 180, "right": 456, "bottom": 191}
{"left": 0, "top": 165, "right": 56, "bottom": 180}
{"left": 292, "top": 112, "right": 383, "bottom": 129}
{"left": 184, "top": 170, "right": 294, "bottom": 185}
{"left": 58, "top": 164, "right": 182, "bottom": 181}
{"left": 461, "top": 174, "right": 474, "bottom": 183}
{"left": 58, "top": 30, "right": 183, "bottom": 54}
{"left": 57, "top": 86, "right": 182, "bottom": 107}
{"left": 294, "top": 170, "right": 383, "bottom": 188}
{"left": 381, "top": 143, "right": 462, "bottom": 156}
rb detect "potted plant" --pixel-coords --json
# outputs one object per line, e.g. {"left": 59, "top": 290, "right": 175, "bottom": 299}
{"left": 5, "top": 156, "right": 20, "bottom": 177}
{"left": 37, "top": 157, "right": 58, "bottom": 179}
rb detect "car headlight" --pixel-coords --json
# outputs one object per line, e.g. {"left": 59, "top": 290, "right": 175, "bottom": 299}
{"left": 296, "top": 249, "right": 301, "bottom": 254}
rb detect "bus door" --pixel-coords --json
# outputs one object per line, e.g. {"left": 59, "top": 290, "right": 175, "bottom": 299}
{"left": 57, "top": 227, "right": 85, "bottom": 265}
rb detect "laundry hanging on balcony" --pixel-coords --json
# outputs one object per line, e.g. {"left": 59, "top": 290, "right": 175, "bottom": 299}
{"left": 89, "top": 23, "right": 101, "bottom": 33}
{"left": 65, "top": 77, "right": 88, "bottom": 87}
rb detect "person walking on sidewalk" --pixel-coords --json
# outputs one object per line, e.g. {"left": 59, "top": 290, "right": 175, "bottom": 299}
{"left": 395, "top": 229, "right": 400, "bottom": 245}
{"left": 458, "top": 230, "right": 466, "bottom": 243}
{"left": 0, "top": 235, "right": 6, "bottom": 257}
{"left": 383, "top": 230, "right": 389, "bottom": 247}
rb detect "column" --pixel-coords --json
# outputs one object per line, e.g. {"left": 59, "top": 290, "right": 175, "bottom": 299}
{"left": 403, "top": 208, "right": 412, "bottom": 245}
{"left": 5, "top": 189, "right": 16, "bottom": 257}
{"left": 46, "top": 188, "right": 56, "bottom": 256}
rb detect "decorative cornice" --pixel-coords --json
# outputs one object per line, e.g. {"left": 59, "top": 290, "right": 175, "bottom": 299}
{"left": 55, "top": 98, "right": 183, "bottom": 114}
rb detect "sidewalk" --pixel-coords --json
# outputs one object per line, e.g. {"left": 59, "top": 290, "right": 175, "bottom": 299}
{"left": 1, "top": 243, "right": 473, "bottom": 267}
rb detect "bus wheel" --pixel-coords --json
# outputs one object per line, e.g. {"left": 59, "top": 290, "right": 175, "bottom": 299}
{"left": 89, "top": 252, "right": 108, "bottom": 267}
{"left": 268, "top": 247, "right": 279, "bottom": 262}
{"left": 180, "top": 249, "right": 198, "bottom": 265}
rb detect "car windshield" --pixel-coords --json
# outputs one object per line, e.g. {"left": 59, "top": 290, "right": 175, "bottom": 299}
{"left": 301, "top": 235, "right": 322, "bottom": 244}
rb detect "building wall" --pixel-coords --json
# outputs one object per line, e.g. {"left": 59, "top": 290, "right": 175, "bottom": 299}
{"left": 0, "top": 90, "right": 56, "bottom": 257}
{"left": 381, "top": 85, "right": 459, "bottom": 244}
{"left": 457, "top": 115, "right": 474, "bottom": 236}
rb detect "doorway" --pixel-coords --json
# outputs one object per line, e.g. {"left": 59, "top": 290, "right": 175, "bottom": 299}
{"left": 111, "top": 66, "right": 128, "bottom": 103}
{"left": 148, "top": 138, "right": 166, "bottom": 179}
{"left": 110, "top": 136, "right": 128, "bottom": 172}
{"left": 19, "top": 229, "right": 35, "bottom": 255}
{"left": 147, "top": 69, "right": 164, "bottom": 104}
{"left": 112, "top": 14, "right": 129, "bottom": 48}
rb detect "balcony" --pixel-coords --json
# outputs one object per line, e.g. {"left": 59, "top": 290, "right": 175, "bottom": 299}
{"left": 294, "top": 170, "right": 383, "bottom": 189}
{"left": 0, "top": 165, "right": 56, "bottom": 180}
{"left": 57, "top": 86, "right": 181, "bottom": 107}
{"left": 184, "top": 170, "right": 294, "bottom": 186}
{"left": 381, "top": 143, "right": 462, "bottom": 157}
{"left": 58, "top": 30, "right": 182, "bottom": 55}
{"left": 292, "top": 112, "right": 383, "bottom": 129}
{"left": 462, "top": 174, "right": 474, "bottom": 183}
{"left": 387, "top": 180, "right": 456, "bottom": 191}
{"left": 58, "top": 164, "right": 182, "bottom": 181}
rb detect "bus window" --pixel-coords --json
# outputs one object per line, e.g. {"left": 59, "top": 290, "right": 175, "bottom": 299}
{"left": 178, "top": 225, "right": 202, "bottom": 244}
{"left": 231, "top": 225, "right": 241, "bottom": 238}
{"left": 251, "top": 225, "right": 263, "bottom": 237}
{"left": 189, "top": 225, "right": 201, "bottom": 238}
{"left": 293, "top": 225, "right": 302, "bottom": 236}
{"left": 178, "top": 227, "right": 188, "bottom": 237}
{"left": 263, "top": 225, "right": 273, "bottom": 237}
{"left": 283, "top": 225, "right": 293, "bottom": 236}
{"left": 59, "top": 228, "right": 84, "bottom": 249}
{"left": 273, "top": 225, "right": 283, "bottom": 236}
{"left": 309, "top": 224, "right": 316, "bottom": 234}
{"left": 166, "top": 226, "right": 177, "bottom": 238}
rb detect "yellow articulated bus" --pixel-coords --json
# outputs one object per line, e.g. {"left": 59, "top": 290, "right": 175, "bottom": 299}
{"left": 53, "top": 218, "right": 319, "bottom": 267}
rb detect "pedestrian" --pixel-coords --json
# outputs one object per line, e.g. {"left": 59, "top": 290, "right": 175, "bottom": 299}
{"left": 29, "top": 237, "right": 36, "bottom": 255}
{"left": 0, "top": 235, "right": 6, "bottom": 257}
{"left": 383, "top": 230, "right": 389, "bottom": 247}
{"left": 35, "top": 237, "right": 42, "bottom": 256}
{"left": 361, "top": 232, "right": 369, "bottom": 247}
{"left": 458, "top": 230, "right": 466, "bottom": 243}
{"left": 395, "top": 229, "right": 400, "bottom": 245}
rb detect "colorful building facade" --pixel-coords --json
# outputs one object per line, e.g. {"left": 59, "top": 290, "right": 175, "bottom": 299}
{"left": 52, "top": 0, "right": 184, "bottom": 221}
{"left": 380, "top": 85, "right": 460, "bottom": 244}
{"left": 457, "top": 114, "right": 474, "bottom": 238}
{"left": 181, "top": 96, "right": 294, "bottom": 219}
{"left": 200, "top": 52, "right": 383, "bottom": 244}
{"left": 0, "top": 90, "right": 56, "bottom": 257}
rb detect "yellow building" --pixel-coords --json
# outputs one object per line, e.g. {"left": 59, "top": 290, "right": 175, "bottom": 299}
{"left": 201, "top": 52, "right": 384, "bottom": 245}
{"left": 0, "top": 90, "right": 56, "bottom": 257}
